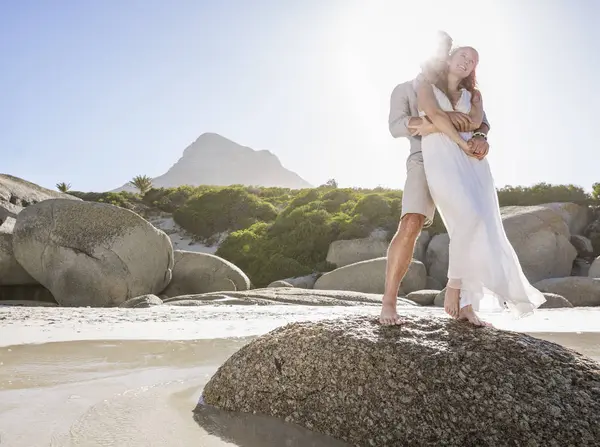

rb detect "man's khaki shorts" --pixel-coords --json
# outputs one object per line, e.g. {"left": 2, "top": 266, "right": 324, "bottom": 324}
{"left": 401, "top": 153, "right": 435, "bottom": 227}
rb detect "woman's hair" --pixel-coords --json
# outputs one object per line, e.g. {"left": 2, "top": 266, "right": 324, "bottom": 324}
{"left": 434, "top": 46, "right": 479, "bottom": 97}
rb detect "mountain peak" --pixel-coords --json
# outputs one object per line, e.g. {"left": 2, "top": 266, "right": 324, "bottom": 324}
{"left": 112, "top": 134, "right": 311, "bottom": 191}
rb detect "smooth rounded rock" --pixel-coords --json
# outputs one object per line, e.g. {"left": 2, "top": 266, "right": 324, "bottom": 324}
{"left": 12, "top": 199, "right": 173, "bottom": 307}
{"left": 161, "top": 250, "right": 250, "bottom": 298}
{"left": 314, "top": 257, "right": 426, "bottom": 295}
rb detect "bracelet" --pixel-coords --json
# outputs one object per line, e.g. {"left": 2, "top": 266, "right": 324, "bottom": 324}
{"left": 472, "top": 131, "right": 487, "bottom": 140}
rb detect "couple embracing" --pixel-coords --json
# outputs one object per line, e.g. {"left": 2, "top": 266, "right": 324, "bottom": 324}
{"left": 380, "top": 31, "right": 545, "bottom": 326}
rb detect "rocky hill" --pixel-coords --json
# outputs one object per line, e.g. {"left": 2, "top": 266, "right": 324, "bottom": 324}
{"left": 113, "top": 133, "right": 311, "bottom": 192}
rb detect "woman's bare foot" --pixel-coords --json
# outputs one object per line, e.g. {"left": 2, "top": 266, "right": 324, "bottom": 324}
{"left": 444, "top": 287, "right": 460, "bottom": 319}
{"left": 458, "top": 305, "right": 493, "bottom": 327}
{"left": 380, "top": 295, "right": 402, "bottom": 325}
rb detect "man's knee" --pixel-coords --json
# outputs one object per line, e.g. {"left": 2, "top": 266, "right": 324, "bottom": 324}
{"left": 397, "top": 213, "right": 425, "bottom": 241}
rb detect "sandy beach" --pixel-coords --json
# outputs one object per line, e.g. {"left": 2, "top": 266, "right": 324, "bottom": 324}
{"left": 1, "top": 305, "right": 599, "bottom": 446}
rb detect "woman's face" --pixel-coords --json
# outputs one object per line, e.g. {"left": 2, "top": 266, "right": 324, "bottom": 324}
{"left": 448, "top": 47, "right": 478, "bottom": 79}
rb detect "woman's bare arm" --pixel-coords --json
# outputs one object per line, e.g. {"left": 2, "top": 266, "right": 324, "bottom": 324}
{"left": 467, "top": 90, "right": 484, "bottom": 131}
{"left": 416, "top": 78, "right": 471, "bottom": 152}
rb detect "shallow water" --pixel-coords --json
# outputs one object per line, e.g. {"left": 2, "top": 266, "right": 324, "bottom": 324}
{"left": 0, "top": 338, "right": 351, "bottom": 447}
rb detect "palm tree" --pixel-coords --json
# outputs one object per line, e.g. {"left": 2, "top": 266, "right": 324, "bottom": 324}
{"left": 56, "top": 182, "right": 71, "bottom": 192}
{"left": 129, "top": 175, "right": 153, "bottom": 195}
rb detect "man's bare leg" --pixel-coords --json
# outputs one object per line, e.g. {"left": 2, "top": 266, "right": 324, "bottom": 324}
{"left": 380, "top": 213, "right": 425, "bottom": 325}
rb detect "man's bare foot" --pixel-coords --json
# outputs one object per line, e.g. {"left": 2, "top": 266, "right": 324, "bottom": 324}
{"left": 458, "top": 305, "right": 493, "bottom": 327}
{"left": 444, "top": 287, "right": 460, "bottom": 319}
{"left": 380, "top": 296, "right": 402, "bottom": 325}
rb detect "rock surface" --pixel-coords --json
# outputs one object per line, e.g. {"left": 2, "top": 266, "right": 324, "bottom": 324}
{"left": 160, "top": 250, "right": 250, "bottom": 298}
{"left": 163, "top": 288, "right": 407, "bottom": 307}
{"left": 589, "top": 256, "right": 600, "bottom": 278}
{"left": 0, "top": 284, "right": 57, "bottom": 304}
{"left": 0, "top": 173, "right": 79, "bottom": 220}
{"left": 112, "top": 133, "right": 311, "bottom": 191}
{"left": 424, "top": 233, "right": 450, "bottom": 286}
{"left": 539, "top": 202, "right": 590, "bottom": 235}
{"left": 267, "top": 273, "right": 319, "bottom": 289}
{"left": 572, "top": 258, "right": 592, "bottom": 277}
{"left": 0, "top": 217, "right": 37, "bottom": 285}
{"left": 406, "top": 289, "right": 438, "bottom": 306}
{"left": 201, "top": 315, "right": 600, "bottom": 446}
{"left": 12, "top": 199, "right": 174, "bottom": 307}
{"left": 326, "top": 235, "right": 388, "bottom": 268}
{"left": 501, "top": 205, "right": 577, "bottom": 283}
{"left": 539, "top": 292, "right": 573, "bottom": 309}
{"left": 314, "top": 257, "right": 426, "bottom": 295}
{"left": 412, "top": 230, "right": 431, "bottom": 263}
{"left": 534, "top": 277, "right": 600, "bottom": 307}
{"left": 571, "top": 235, "right": 594, "bottom": 258}
{"left": 119, "top": 294, "right": 163, "bottom": 308}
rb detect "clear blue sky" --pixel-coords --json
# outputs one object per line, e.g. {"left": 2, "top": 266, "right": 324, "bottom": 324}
{"left": 1, "top": 0, "right": 598, "bottom": 192}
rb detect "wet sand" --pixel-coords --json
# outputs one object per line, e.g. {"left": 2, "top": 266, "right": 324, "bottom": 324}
{"left": 0, "top": 305, "right": 599, "bottom": 446}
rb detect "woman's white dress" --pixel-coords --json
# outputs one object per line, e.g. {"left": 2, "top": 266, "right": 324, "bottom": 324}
{"left": 420, "top": 86, "right": 546, "bottom": 317}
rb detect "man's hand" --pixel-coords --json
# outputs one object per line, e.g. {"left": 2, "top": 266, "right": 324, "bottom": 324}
{"left": 468, "top": 136, "right": 489, "bottom": 160}
{"left": 447, "top": 112, "right": 472, "bottom": 132}
{"left": 408, "top": 117, "right": 436, "bottom": 137}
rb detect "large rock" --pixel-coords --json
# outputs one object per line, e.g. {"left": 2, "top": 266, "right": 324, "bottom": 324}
{"left": 314, "top": 257, "right": 426, "bottom": 295}
{"left": 570, "top": 235, "right": 594, "bottom": 258}
{"left": 424, "top": 233, "right": 450, "bottom": 286}
{"left": 589, "top": 256, "right": 600, "bottom": 278}
{"left": 501, "top": 206, "right": 577, "bottom": 283}
{"left": 161, "top": 250, "right": 250, "bottom": 298}
{"left": 539, "top": 202, "right": 590, "bottom": 235}
{"left": 413, "top": 230, "right": 431, "bottom": 263}
{"left": 534, "top": 277, "right": 600, "bottom": 307}
{"left": 201, "top": 316, "right": 600, "bottom": 446}
{"left": 406, "top": 289, "right": 438, "bottom": 306}
{"left": 572, "top": 258, "right": 592, "bottom": 277}
{"left": 584, "top": 213, "right": 600, "bottom": 256}
{"left": 0, "top": 173, "right": 79, "bottom": 221}
{"left": 326, "top": 236, "right": 388, "bottom": 268}
{"left": 12, "top": 199, "right": 174, "bottom": 307}
{"left": 539, "top": 292, "right": 573, "bottom": 309}
{"left": 267, "top": 273, "right": 320, "bottom": 289}
{"left": 0, "top": 217, "right": 37, "bottom": 285}
{"left": 425, "top": 275, "right": 444, "bottom": 290}
{"left": 119, "top": 294, "right": 163, "bottom": 308}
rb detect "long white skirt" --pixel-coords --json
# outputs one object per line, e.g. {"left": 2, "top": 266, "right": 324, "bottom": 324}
{"left": 421, "top": 132, "right": 546, "bottom": 317}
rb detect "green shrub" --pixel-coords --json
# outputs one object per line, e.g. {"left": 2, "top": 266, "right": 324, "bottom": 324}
{"left": 143, "top": 186, "right": 195, "bottom": 212}
{"left": 174, "top": 187, "right": 277, "bottom": 240}
{"left": 497, "top": 183, "right": 590, "bottom": 206}
{"left": 592, "top": 183, "right": 600, "bottom": 201}
{"left": 69, "top": 191, "right": 138, "bottom": 209}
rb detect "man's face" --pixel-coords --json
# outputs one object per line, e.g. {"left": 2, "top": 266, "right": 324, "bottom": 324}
{"left": 434, "top": 31, "right": 452, "bottom": 62}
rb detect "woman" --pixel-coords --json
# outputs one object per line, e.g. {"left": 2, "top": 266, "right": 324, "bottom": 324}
{"left": 411, "top": 46, "right": 545, "bottom": 326}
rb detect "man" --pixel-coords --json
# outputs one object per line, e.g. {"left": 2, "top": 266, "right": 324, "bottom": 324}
{"left": 379, "top": 32, "right": 491, "bottom": 325}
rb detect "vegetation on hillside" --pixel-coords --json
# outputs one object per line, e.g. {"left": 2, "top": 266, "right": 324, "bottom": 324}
{"left": 73, "top": 181, "right": 599, "bottom": 287}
